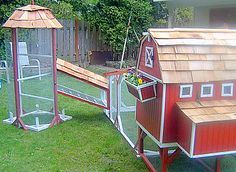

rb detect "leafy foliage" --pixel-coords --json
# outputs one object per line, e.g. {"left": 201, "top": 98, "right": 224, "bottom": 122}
{"left": 83, "top": 0, "right": 153, "bottom": 53}
{"left": 152, "top": 2, "right": 168, "bottom": 27}
{"left": 174, "top": 7, "right": 193, "bottom": 27}
{"left": 0, "top": 0, "right": 192, "bottom": 60}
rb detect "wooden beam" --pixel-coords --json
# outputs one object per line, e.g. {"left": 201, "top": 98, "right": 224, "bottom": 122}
{"left": 75, "top": 18, "right": 79, "bottom": 62}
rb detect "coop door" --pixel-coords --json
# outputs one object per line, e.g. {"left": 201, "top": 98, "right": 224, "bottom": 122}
{"left": 145, "top": 47, "right": 154, "bottom": 68}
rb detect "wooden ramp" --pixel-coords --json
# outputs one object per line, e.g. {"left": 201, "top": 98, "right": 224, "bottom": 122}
{"left": 57, "top": 59, "right": 110, "bottom": 109}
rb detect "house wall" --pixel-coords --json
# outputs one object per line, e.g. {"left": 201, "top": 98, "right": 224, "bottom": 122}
{"left": 194, "top": 120, "right": 236, "bottom": 155}
{"left": 136, "top": 83, "right": 163, "bottom": 141}
{"left": 193, "top": 7, "right": 210, "bottom": 28}
{"left": 136, "top": 37, "right": 163, "bottom": 141}
{"left": 163, "top": 80, "right": 236, "bottom": 144}
{"left": 137, "top": 37, "right": 162, "bottom": 79}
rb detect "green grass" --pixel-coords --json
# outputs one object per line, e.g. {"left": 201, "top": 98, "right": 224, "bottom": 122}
{"left": 1, "top": 67, "right": 236, "bottom": 172}
{"left": 0, "top": 70, "right": 148, "bottom": 171}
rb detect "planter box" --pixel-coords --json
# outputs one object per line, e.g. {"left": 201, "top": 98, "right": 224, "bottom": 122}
{"left": 125, "top": 76, "right": 157, "bottom": 103}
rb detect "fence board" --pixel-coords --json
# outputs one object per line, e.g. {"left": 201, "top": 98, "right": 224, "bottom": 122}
{"left": 55, "top": 19, "right": 113, "bottom": 64}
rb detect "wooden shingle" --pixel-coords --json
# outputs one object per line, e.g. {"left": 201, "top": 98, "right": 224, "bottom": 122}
{"left": 176, "top": 100, "right": 236, "bottom": 123}
{"left": 3, "top": 5, "right": 62, "bottom": 29}
{"left": 148, "top": 28, "right": 236, "bottom": 83}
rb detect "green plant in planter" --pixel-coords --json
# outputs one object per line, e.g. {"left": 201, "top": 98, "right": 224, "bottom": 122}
{"left": 124, "top": 69, "right": 145, "bottom": 86}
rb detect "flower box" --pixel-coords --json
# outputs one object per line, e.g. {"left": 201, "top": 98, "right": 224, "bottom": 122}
{"left": 125, "top": 75, "right": 157, "bottom": 103}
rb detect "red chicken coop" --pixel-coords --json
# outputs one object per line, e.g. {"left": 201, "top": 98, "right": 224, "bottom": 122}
{"left": 128, "top": 28, "right": 236, "bottom": 172}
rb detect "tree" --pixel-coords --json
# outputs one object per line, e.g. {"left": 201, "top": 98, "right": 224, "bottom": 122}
{"left": 84, "top": 0, "right": 154, "bottom": 55}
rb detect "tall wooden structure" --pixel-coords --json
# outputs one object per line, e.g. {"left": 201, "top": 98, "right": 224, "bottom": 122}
{"left": 2, "top": 2, "right": 68, "bottom": 131}
{"left": 135, "top": 28, "right": 236, "bottom": 172}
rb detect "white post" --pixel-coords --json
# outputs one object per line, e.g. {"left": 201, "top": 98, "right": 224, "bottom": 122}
{"left": 117, "top": 75, "right": 124, "bottom": 132}
{"left": 9, "top": 112, "right": 14, "bottom": 123}
{"left": 36, "top": 104, "right": 39, "bottom": 112}
{"left": 35, "top": 116, "right": 39, "bottom": 128}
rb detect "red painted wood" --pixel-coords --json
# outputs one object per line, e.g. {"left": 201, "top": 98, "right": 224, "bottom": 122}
{"left": 136, "top": 33, "right": 236, "bottom": 152}
{"left": 140, "top": 153, "right": 156, "bottom": 172}
{"left": 50, "top": 28, "right": 61, "bottom": 127}
{"left": 138, "top": 37, "right": 162, "bottom": 79}
{"left": 127, "top": 85, "right": 139, "bottom": 99}
{"left": 12, "top": 29, "right": 27, "bottom": 130}
{"left": 163, "top": 83, "right": 198, "bottom": 143}
{"left": 163, "top": 81, "right": 236, "bottom": 144}
{"left": 215, "top": 158, "right": 221, "bottom": 172}
{"left": 194, "top": 120, "right": 236, "bottom": 155}
{"left": 58, "top": 69, "right": 108, "bottom": 91}
{"left": 141, "top": 85, "right": 155, "bottom": 100}
{"left": 136, "top": 83, "right": 163, "bottom": 141}
{"left": 138, "top": 127, "right": 144, "bottom": 154}
{"left": 160, "top": 148, "right": 169, "bottom": 172}
{"left": 176, "top": 109, "right": 192, "bottom": 153}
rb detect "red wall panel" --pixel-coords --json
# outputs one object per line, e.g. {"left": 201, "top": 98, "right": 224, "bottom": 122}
{"left": 136, "top": 36, "right": 236, "bottom": 148}
{"left": 176, "top": 109, "right": 192, "bottom": 153}
{"left": 194, "top": 120, "right": 236, "bottom": 155}
{"left": 163, "top": 80, "right": 236, "bottom": 143}
{"left": 137, "top": 38, "right": 162, "bottom": 79}
{"left": 136, "top": 83, "right": 163, "bottom": 141}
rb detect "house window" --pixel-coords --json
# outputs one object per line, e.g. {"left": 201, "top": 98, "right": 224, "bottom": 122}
{"left": 180, "top": 85, "right": 193, "bottom": 98}
{"left": 145, "top": 47, "right": 154, "bottom": 68}
{"left": 222, "top": 83, "right": 233, "bottom": 96}
{"left": 201, "top": 84, "right": 214, "bottom": 97}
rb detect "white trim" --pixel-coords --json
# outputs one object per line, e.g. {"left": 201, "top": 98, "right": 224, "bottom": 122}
{"left": 17, "top": 73, "right": 50, "bottom": 81}
{"left": 180, "top": 84, "right": 193, "bottom": 98}
{"left": 177, "top": 143, "right": 236, "bottom": 159}
{"left": 177, "top": 144, "right": 192, "bottom": 158}
{"left": 21, "top": 93, "right": 53, "bottom": 102}
{"left": 120, "top": 106, "right": 136, "bottom": 112}
{"left": 145, "top": 46, "right": 154, "bottom": 68}
{"left": 137, "top": 121, "right": 177, "bottom": 148}
{"left": 18, "top": 53, "right": 52, "bottom": 58}
{"left": 201, "top": 84, "right": 214, "bottom": 98}
{"left": 222, "top": 83, "right": 234, "bottom": 97}
{"left": 190, "top": 123, "right": 196, "bottom": 157}
{"left": 137, "top": 69, "right": 162, "bottom": 83}
{"left": 160, "top": 84, "right": 166, "bottom": 143}
{"left": 136, "top": 36, "right": 147, "bottom": 69}
{"left": 192, "top": 150, "right": 236, "bottom": 159}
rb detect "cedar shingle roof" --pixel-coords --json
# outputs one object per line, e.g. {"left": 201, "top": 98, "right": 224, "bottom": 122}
{"left": 148, "top": 28, "right": 236, "bottom": 83}
{"left": 176, "top": 100, "right": 236, "bottom": 123}
{"left": 3, "top": 5, "right": 62, "bottom": 29}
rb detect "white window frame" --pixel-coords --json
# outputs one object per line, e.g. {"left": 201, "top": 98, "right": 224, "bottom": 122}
{"left": 180, "top": 84, "right": 193, "bottom": 98}
{"left": 145, "top": 46, "right": 154, "bottom": 68}
{"left": 201, "top": 84, "right": 214, "bottom": 98}
{"left": 222, "top": 83, "right": 234, "bottom": 97}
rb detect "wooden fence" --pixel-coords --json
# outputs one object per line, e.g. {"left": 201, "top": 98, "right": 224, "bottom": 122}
{"left": 24, "top": 19, "right": 138, "bottom": 67}
{"left": 56, "top": 20, "right": 111, "bottom": 66}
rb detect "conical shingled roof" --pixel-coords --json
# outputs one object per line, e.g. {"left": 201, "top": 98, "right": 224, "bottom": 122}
{"left": 3, "top": 4, "right": 62, "bottom": 29}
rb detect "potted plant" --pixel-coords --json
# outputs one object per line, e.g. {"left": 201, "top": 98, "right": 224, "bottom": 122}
{"left": 124, "top": 69, "right": 157, "bottom": 103}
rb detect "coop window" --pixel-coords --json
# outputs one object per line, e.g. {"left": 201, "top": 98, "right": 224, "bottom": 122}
{"left": 145, "top": 47, "right": 154, "bottom": 68}
{"left": 180, "top": 85, "right": 193, "bottom": 98}
{"left": 222, "top": 83, "right": 233, "bottom": 97}
{"left": 201, "top": 84, "right": 214, "bottom": 97}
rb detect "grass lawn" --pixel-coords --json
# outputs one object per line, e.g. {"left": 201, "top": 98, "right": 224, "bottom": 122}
{"left": 1, "top": 66, "right": 236, "bottom": 172}
{"left": 0, "top": 67, "right": 148, "bottom": 172}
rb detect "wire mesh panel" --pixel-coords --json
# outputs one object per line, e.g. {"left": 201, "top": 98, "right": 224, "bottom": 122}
{"left": 57, "top": 70, "right": 109, "bottom": 109}
{"left": 3, "top": 29, "right": 72, "bottom": 131}
{"left": 3, "top": 29, "right": 16, "bottom": 124}
{"left": 109, "top": 75, "right": 117, "bottom": 122}
{"left": 107, "top": 75, "right": 159, "bottom": 152}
